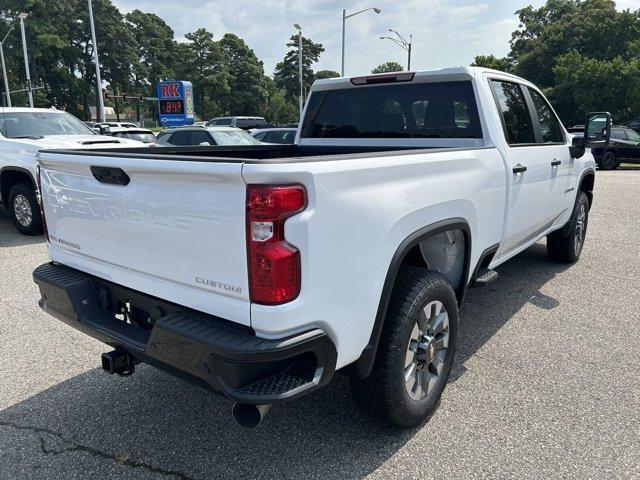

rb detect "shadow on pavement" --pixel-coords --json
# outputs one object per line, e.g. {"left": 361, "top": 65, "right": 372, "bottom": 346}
{"left": 0, "top": 243, "right": 570, "bottom": 479}
{"left": 0, "top": 208, "right": 46, "bottom": 248}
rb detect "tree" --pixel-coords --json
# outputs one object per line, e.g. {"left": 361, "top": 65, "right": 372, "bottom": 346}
{"left": 274, "top": 35, "right": 324, "bottom": 101}
{"left": 314, "top": 70, "right": 340, "bottom": 80}
{"left": 371, "top": 61, "right": 404, "bottom": 74}
{"left": 218, "top": 33, "right": 268, "bottom": 115}
{"left": 471, "top": 55, "right": 513, "bottom": 73}
{"left": 505, "top": 0, "right": 640, "bottom": 124}
{"left": 181, "top": 28, "right": 230, "bottom": 119}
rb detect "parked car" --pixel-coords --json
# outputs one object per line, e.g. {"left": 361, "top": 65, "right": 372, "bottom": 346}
{"left": 108, "top": 127, "right": 156, "bottom": 144}
{"left": 155, "top": 126, "right": 261, "bottom": 146}
{"left": 250, "top": 127, "right": 297, "bottom": 144}
{"left": 106, "top": 121, "right": 139, "bottom": 128}
{"left": 591, "top": 126, "right": 640, "bottom": 169}
{"left": 622, "top": 120, "right": 640, "bottom": 134}
{"left": 567, "top": 124, "right": 585, "bottom": 133}
{"left": 206, "top": 116, "right": 267, "bottom": 130}
{"left": 193, "top": 121, "right": 208, "bottom": 127}
{"left": 0, "top": 108, "right": 141, "bottom": 235}
{"left": 34, "top": 67, "right": 603, "bottom": 429}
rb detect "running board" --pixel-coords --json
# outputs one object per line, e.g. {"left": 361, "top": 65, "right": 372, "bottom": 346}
{"left": 471, "top": 268, "right": 499, "bottom": 287}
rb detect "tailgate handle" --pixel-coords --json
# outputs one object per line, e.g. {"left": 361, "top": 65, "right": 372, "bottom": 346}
{"left": 91, "top": 166, "right": 130, "bottom": 186}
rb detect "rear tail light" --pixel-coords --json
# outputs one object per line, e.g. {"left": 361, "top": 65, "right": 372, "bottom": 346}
{"left": 350, "top": 72, "right": 415, "bottom": 85}
{"left": 246, "top": 184, "right": 307, "bottom": 305}
{"left": 35, "top": 164, "right": 49, "bottom": 242}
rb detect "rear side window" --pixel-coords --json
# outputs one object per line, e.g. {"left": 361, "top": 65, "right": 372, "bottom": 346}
{"left": 301, "top": 81, "right": 482, "bottom": 139}
{"left": 191, "top": 130, "right": 213, "bottom": 145}
{"left": 528, "top": 89, "right": 563, "bottom": 143}
{"left": 612, "top": 129, "right": 626, "bottom": 140}
{"left": 491, "top": 81, "right": 535, "bottom": 145}
{"left": 167, "top": 130, "right": 191, "bottom": 146}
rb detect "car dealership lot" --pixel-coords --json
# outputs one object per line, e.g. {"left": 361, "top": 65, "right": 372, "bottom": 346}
{"left": 0, "top": 171, "right": 638, "bottom": 480}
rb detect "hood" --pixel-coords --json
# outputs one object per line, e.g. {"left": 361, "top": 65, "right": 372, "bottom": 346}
{"left": 7, "top": 134, "right": 142, "bottom": 151}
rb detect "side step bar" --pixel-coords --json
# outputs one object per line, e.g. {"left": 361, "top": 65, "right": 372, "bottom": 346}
{"left": 471, "top": 268, "right": 499, "bottom": 287}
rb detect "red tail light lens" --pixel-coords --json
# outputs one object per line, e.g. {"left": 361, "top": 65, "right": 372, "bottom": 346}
{"left": 247, "top": 185, "right": 307, "bottom": 305}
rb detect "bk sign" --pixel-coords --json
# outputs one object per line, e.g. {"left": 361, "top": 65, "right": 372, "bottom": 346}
{"left": 156, "top": 80, "right": 195, "bottom": 127}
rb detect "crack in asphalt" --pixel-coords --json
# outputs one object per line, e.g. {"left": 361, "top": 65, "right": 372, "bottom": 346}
{"left": 0, "top": 421, "right": 195, "bottom": 480}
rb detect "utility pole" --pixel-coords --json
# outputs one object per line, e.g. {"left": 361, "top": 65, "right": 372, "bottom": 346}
{"left": 18, "top": 13, "right": 33, "bottom": 108}
{"left": 341, "top": 7, "right": 381, "bottom": 76}
{"left": 0, "top": 26, "right": 13, "bottom": 107}
{"left": 294, "top": 24, "right": 303, "bottom": 119}
{"left": 88, "top": 0, "right": 105, "bottom": 122}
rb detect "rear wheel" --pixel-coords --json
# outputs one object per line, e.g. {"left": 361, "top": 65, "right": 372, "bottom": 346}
{"left": 350, "top": 267, "right": 458, "bottom": 427}
{"left": 547, "top": 191, "right": 589, "bottom": 263}
{"left": 8, "top": 183, "right": 43, "bottom": 236}
{"left": 599, "top": 150, "right": 619, "bottom": 170}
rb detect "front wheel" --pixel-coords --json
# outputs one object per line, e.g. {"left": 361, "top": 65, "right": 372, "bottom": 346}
{"left": 547, "top": 191, "right": 589, "bottom": 263}
{"left": 350, "top": 267, "right": 458, "bottom": 428}
{"left": 8, "top": 183, "right": 43, "bottom": 236}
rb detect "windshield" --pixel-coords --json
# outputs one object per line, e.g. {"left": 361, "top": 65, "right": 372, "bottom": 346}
{"left": 210, "top": 130, "right": 261, "bottom": 145}
{"left": 626, "top": 129, "right": 640, "bottom": 143}
{"left": 0, "top": 111, "right": 95, "bottom": 138}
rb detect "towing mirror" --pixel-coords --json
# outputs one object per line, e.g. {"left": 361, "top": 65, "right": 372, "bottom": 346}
{"left": 98, "top": 124, "right": 111, "bottom": 135}
{"left": 584, "top": 112, "right": 612, "bottom": 148}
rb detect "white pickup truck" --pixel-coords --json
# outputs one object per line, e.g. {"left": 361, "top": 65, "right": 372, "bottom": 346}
{"left": 33, "top": 67, "right": 610, "bottom": 429}
{"left": 0, "top": 108, "right": 139, "bottom": 235}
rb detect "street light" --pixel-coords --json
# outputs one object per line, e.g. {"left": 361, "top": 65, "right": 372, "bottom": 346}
{"left": 88, "top": 0, "right": 105, "bottom": 122}
{"left": 294, "top": 24, "right": 303, "bottom": 119}
{"left": 379, "top": 29, "right": 412, "bottom": 70}
{"left": 341, "top": 7, "right": 381, "bottom": 76}
{"left": 0, "top": 25, "right": 14, "bottom": 107}
{"left": 18, "top": 12, "right": 33, "bottom": 108}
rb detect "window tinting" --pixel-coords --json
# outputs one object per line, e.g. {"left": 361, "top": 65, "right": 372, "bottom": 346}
{"left": 301, "top": 81, "right": 482, "bottom": 139}
{"left": 529, "top": 89, "right": 563, "bottom": 143}
{"left": 167, "top": 130, "right": 191, "bottom": 146}
{"left": 612, "top": 129, "right": 626, "bottom": 140}
{"left": 491, "top": 81, "right": 535, "bottom": 145}
{"left": 191, "top": 130, "right": 213, "bottom": 145}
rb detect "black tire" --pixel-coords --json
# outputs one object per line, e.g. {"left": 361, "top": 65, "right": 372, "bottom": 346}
{"left": 599, "top": 150, "right": 619, "bottom": 170}
{"left": 8, "top": 183, "right": 43, "bottom": 236}
{"left": 350, "top": 267, "right": 458, "bottom": 428}
{"left": 547, "top": 191, "right": 589, "bottom": 263}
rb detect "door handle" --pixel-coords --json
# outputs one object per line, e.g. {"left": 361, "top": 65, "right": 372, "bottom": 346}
{"left": 551, "top": 159, "right": 561, "bottom": 166}
{"left": 512, "top": 164, "right": 528, "bottom": 174}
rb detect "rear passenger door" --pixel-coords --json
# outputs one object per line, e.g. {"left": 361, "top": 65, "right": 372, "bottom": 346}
{"left": 490, "top": 80, "right": 569, "bottom": 255}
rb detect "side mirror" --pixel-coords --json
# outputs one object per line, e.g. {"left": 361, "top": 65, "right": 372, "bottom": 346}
{"left": 584, "top": 111, "right": 612, "bottom": 148}
{"left": 98, "top": 124, "right": 111, "bottom": 135}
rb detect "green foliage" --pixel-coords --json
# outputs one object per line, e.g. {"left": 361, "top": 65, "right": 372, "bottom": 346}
{"left": 371, "top": 61, "right": 404, "bottom": 74}
{"left": 506, "top": 0, "right": 640, "bottom": 124}
{"left": 471, "top": 55, "right": 514, "bottom": 73}
{"left": 274, "top": 35, "right": 325, "bottom": 101}
{"left": 314, "top": 70, "right": 340, "bottom": 80}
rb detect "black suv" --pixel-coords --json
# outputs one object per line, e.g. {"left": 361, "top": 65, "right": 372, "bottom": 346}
{"left": 592, "top": 126, "right": 640, "bottom": 170}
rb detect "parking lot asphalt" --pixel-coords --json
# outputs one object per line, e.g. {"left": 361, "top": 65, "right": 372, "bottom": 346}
{"left": 0, "top": 170, "right": 639, "bottom": 480}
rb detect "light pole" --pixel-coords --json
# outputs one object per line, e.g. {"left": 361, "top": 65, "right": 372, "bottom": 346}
{"left": 88, "top": 0, "right": 105, "bottom": 122}
{"left": 341, "top": 7, "right": 381, "bottom": 76}
{"left": 379, "top": 29, "right": 412, "bottom": 70}
{"left": 18, "top": 13, "right": 33, "bottom": 108}
{"left": 0, "top": 25, "right": 13, "bottom": 107}
{"left": 294, "top": 24, "right": 303, "bottom": 119}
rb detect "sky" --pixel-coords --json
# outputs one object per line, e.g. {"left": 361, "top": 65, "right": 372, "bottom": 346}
{"left": 113, "top": 0, "right": 640, "bottom": 77}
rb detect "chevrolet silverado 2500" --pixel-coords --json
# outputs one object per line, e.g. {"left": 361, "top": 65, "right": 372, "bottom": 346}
{"left": 33, "top": 68, "right": 610, "bottom": 428}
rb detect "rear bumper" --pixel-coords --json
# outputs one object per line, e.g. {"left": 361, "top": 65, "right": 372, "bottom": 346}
{"left": 33, "top": 263, "right": 336, "bottom": 404}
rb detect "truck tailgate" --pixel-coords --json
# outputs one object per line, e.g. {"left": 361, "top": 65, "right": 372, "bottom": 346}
{"left": 37, "top": 152, "right": 250, "bottom": 326}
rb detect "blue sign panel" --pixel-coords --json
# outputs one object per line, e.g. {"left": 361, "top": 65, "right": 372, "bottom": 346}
{"left": 157, "top": 80, "right": 195, "bottom": 127}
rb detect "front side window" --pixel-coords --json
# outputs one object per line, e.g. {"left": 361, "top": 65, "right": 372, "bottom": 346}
{"left": 529, "top": 89, "right": 563, "bottom": 143}
{"left": 491, "top": 80, "right": 535, "bottom": 145}
{"left": 301, "top": 81, "right": 482, "bottom": 139}
{"left": 612, "top": 129, "right": 626, "bottom": 140}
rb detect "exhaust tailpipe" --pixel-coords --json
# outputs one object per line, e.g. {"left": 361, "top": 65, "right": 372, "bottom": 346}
{"left": 232, "top": 403, "right": 272, "bottom": 429}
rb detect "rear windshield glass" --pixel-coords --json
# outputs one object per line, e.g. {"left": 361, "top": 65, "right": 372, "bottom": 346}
{"left": 301, "top": 81, "right": 482, "bottom": 139}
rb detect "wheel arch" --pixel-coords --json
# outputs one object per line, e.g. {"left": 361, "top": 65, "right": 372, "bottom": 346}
{"left": 0, "top": 167, "right": 36, "bottom": 208}
{"left": 348, "top": 218, "right": 472, "bottom": 379}
{"left": 579, "top": 169, "right": 595, "bottom": 207}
